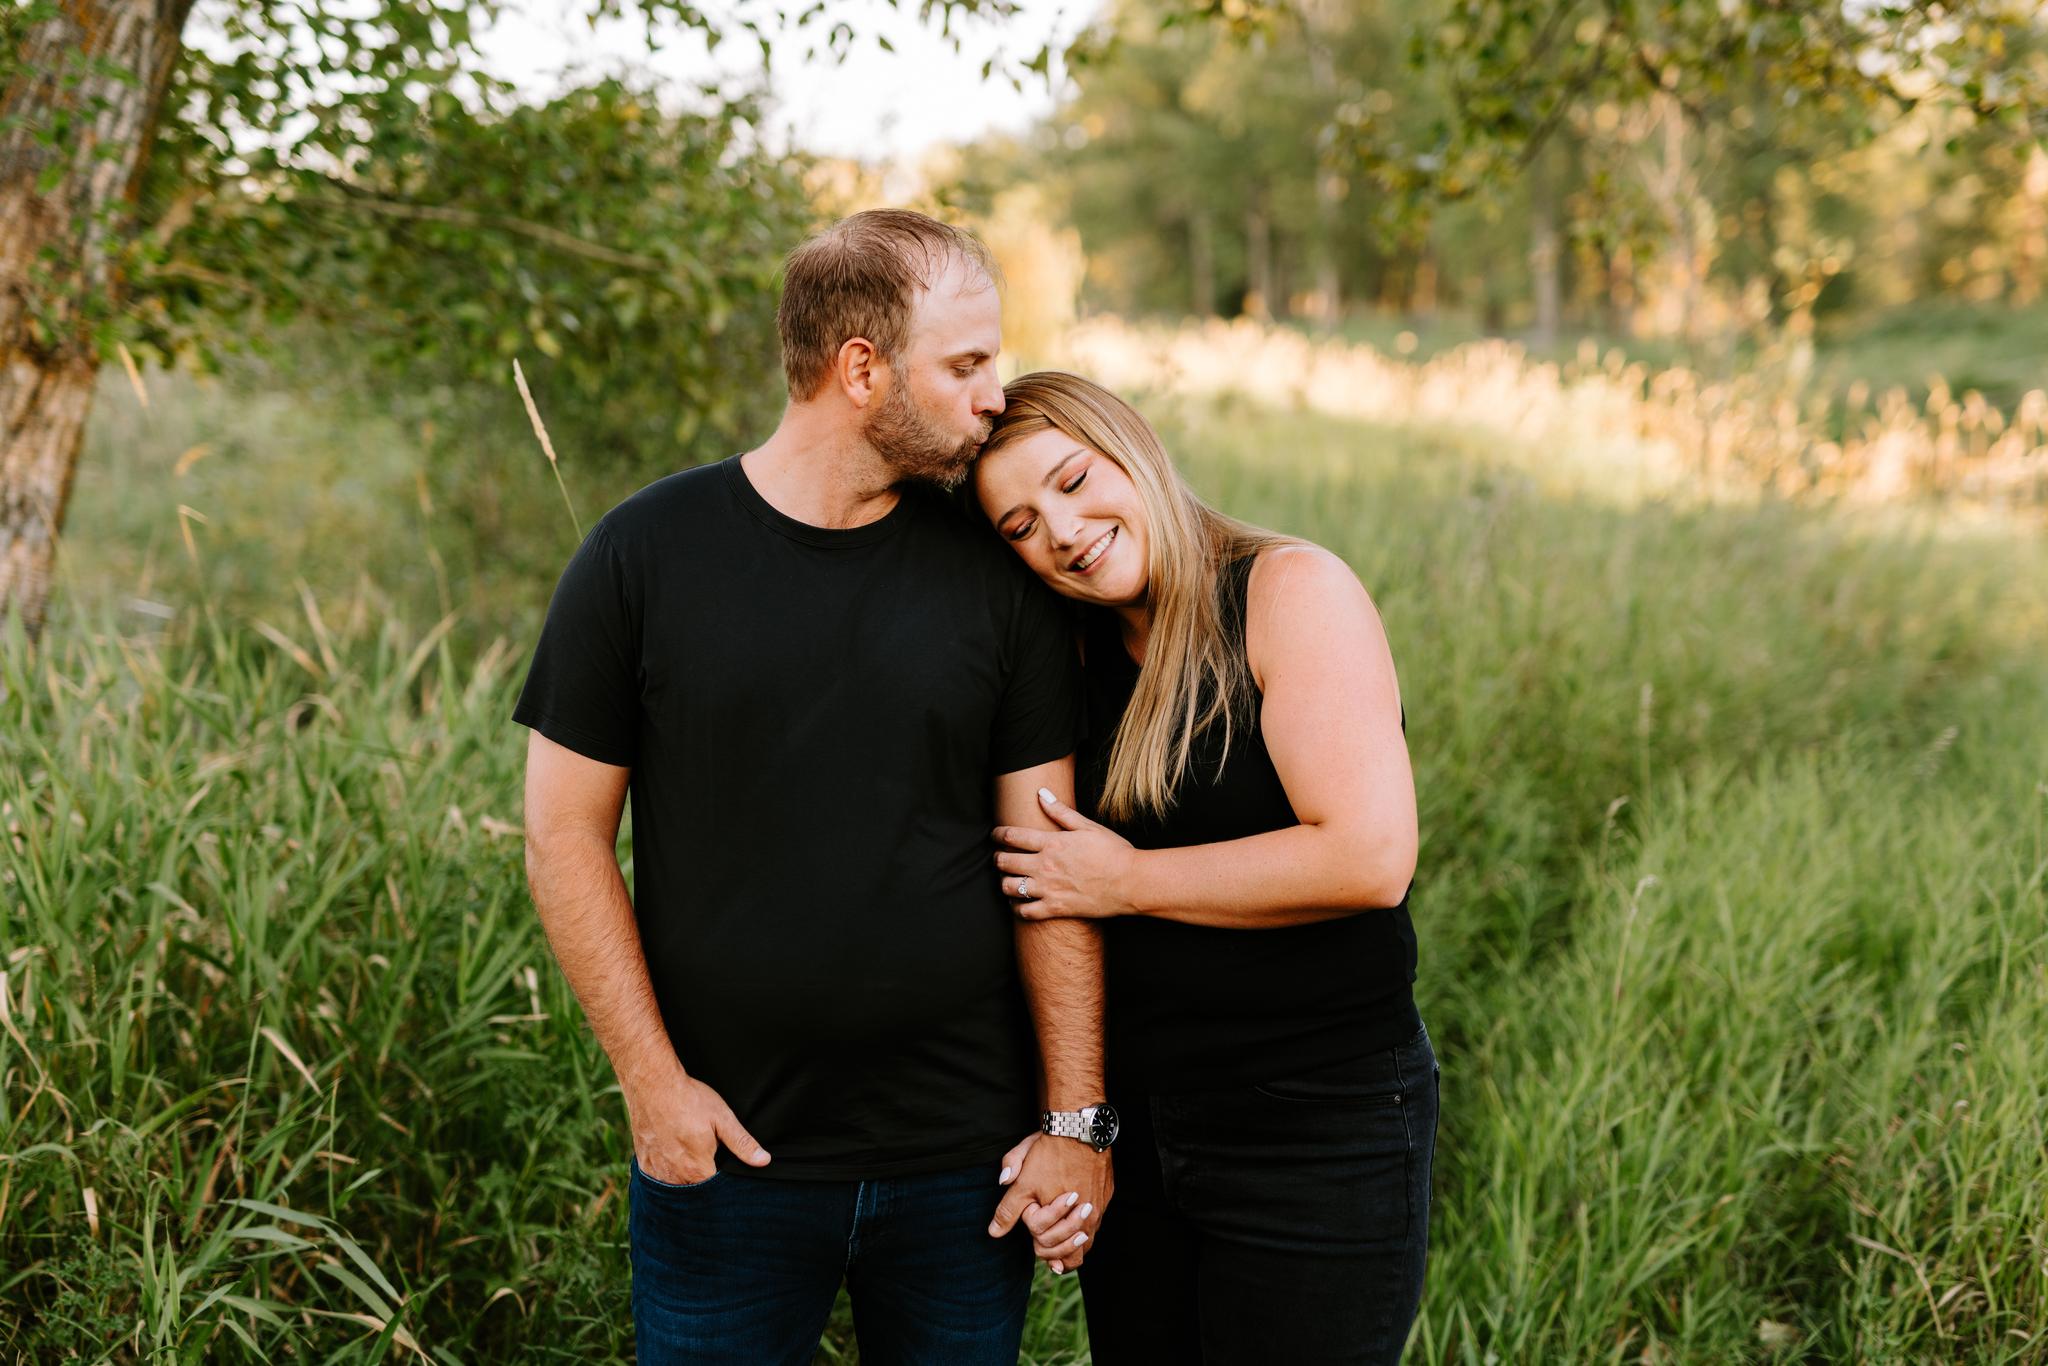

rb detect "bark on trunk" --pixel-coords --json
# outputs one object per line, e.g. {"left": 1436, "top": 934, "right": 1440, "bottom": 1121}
{"left": 1, "top": 0, "right": 193, "bottom": 644}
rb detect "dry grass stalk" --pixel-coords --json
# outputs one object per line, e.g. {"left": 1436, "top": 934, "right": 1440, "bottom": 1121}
{"left": 514, "top": 359, "right": 583, "bottom": 540}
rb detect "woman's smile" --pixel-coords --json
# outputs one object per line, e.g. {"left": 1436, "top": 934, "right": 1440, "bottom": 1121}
{"left": 1069, "top": 527, "right": 1117, "bottom": 574}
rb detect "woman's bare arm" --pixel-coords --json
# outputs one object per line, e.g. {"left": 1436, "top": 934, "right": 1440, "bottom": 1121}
{"left": 997, "top": 545, "right": 1417, "bottom": 929}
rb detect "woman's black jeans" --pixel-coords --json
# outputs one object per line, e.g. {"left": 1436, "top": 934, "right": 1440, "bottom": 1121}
{"left": 1079, "top": 1024, "right": 1439, "bottom": 1365}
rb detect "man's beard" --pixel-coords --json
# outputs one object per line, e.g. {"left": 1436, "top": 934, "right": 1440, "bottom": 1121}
{"left": 864, "top": 378, "right": 991, "bottom": 491}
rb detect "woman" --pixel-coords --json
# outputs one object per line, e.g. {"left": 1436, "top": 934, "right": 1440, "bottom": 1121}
{"left": 973, "top": 372, "right": 1434, "bottom": 1365}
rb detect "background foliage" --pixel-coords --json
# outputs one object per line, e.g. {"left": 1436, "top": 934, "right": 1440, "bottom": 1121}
{"left": 962, "top": 0, "right": 2048, "bottom": 380}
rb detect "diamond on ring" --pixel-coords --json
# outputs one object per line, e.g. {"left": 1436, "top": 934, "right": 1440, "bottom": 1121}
{"left": 1017, "top": 877, "right": 1030, "bottom": 899}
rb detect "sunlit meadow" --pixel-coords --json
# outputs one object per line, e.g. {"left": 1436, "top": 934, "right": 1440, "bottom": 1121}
{"left": 4, "top": 324, "right": 2045, "bottom": 1361}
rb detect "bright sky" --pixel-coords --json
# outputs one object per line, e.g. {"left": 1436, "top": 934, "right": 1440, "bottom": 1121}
{"left": 477, "top": 0, "right": 1098, "bottom": 161}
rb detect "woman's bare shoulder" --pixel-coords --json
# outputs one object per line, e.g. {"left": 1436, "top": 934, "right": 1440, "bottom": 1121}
{"left": 1246, "top": 542, "right": 1370, "bottom": 612}
{"left": 1242, "top": 542, "right": 1384, "bottom": 683}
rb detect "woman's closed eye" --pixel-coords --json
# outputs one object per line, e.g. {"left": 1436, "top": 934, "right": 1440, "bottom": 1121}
{"left": 1003, "top": 469, "right": 1086, "bottom": 540}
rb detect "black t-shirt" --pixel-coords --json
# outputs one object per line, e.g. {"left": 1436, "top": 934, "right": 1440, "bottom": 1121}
{"left": 513, "top": 455, "right": 1082, "bottom": 1180}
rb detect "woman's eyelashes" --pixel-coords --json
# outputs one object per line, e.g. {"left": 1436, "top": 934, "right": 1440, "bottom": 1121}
{"left": 1004, "top": 467, "right": 1089, "bottom": 541}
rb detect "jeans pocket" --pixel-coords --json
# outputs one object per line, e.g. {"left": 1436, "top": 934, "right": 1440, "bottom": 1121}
{"left": 1250, "top": 1050, "right": 1408, "bottom": 1105}
{"left": 632, "top": 1155, "right": 721, "bottom": 1192}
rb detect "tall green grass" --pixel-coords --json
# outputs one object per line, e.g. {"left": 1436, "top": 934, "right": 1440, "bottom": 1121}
{"left": 4, "top": 370, "right": 2044, "bottom": 1361}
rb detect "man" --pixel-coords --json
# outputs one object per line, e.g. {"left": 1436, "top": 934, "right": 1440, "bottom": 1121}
{"left": 513, "top": 209, "right": 1113, "bottom": 1364}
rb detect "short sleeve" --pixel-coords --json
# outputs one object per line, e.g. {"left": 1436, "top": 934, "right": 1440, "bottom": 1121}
{"left": 511, "top": 521, "right": 640, "bottom": 767}
{"left": 990, "top": 572, "right": 1083, "bottom": 774}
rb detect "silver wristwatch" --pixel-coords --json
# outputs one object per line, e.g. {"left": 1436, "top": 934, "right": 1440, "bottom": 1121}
{"left": 1041, "top": 1102, "right": 1120, "bottom": 1152}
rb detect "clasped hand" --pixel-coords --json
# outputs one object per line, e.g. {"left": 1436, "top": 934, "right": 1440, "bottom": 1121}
{"left": 994, "top": 788, "right": 1139, "bottom": 921}
{"left": 987, "top": 1132, "right": 1113, "bottom": 1274}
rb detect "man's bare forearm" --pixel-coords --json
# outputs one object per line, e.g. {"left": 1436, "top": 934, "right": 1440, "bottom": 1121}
{"left": 995, "top": 764, "right": 1106, "bottom": 1110}
{"left": 524, "top": 832, "right": 682, "bottom": 1094}
{"left": 1015, "top": 916, "right": 1105, "bottom": 1109}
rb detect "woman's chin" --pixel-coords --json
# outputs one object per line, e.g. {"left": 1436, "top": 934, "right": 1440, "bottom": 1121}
{"left": 1073, "top": 573, "right": 1145, "bottom": 609}
{"left": 1037, "top": 576, "right": 1093, "bottom": 604}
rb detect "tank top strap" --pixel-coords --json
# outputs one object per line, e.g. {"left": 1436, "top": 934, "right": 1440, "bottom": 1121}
{"left": 1219, "top": 551, "right": 1258, "bottom": 660}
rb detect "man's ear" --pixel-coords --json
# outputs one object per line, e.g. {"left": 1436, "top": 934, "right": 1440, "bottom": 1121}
{"left": 836, "top": 336, "right": 881, "bottom": 408}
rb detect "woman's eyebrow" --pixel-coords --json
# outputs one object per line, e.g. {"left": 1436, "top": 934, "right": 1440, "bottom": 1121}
{"left": 1043, "top": 450, "right": 1086, "bottom": 486}
{"left": 995, "top": 450, "right": 1088, "bottom": 525}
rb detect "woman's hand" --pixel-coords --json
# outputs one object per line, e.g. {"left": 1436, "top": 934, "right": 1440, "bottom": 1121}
{"left": 993, "top": 787, "right": 1141, "bottom": 921}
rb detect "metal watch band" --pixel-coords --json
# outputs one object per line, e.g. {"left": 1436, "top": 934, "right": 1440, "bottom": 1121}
{"left": 1042, "top": 1108, "right": 1092, "bottom": 1142}
{"left": 1041, "top": 1102, "right": 1117, "bottom": 1150}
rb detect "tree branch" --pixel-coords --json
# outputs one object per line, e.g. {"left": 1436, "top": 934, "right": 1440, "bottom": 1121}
{"left": 294, "top": 192, "right": 670, "bottom": 273}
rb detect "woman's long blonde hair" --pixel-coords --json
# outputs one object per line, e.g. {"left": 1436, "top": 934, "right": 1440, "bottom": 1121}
{"left": 979, "top": 371, "right": 1297, "bottom": 823}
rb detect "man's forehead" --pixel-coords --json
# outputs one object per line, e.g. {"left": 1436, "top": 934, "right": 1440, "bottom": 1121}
{"left": 909, "top": 257, "right": 1001, "bottom": 343}
{"left": 915, "top": 253, "right": 997, "bottom": 305}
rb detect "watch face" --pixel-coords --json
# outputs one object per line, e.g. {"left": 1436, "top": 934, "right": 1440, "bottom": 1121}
{"left": 1088, "top": 1104, "right": 1120, "bottom": 1148}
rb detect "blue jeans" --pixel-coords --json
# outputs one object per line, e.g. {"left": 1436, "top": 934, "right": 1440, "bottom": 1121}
{"left": 1080, "top": 1024, "right": 1441, "bottom": 1365}
{"left": 628, "top": 1157, "right": 1032, "bottom": 1365}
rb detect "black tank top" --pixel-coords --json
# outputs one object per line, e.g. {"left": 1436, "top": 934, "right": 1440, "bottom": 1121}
{"left": 1077, "top": 553, "right": 1420, "bottom": 1093}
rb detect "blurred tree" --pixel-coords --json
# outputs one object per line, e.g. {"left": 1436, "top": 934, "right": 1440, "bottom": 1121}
{"left": 0, "top": 0, "right": 1016, "bottom": 643}
{"left": 982, "top": 0, "right": 1516, "bottom": 324}
{"left": 1393, "top": 0, "right": 2048, "bottom": 324}
{"left": 992, "top": 0, "right": 2046, "bottom": 347}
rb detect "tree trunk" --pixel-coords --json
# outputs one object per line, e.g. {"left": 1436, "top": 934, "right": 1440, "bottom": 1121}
{"left": 1411, "top": 249, "right": 1438, "bottom": 320}
{"left": 2015, "top": 145, "right": 2048, "bottom": 305}
{"left": 1305, "top": 16, "right": 1341, "bottom": 327}
{"left": 1, "top": 0, "right": 193, "bottom": 644}
{"left": 1311, "top": 174, "right": 1341, "bottom": 325}
{"left": 1605, "top": 244, "right": 1636, "bottom": 338}
{"left": 1190, "top": 207, "right": 1216, "bottom": 317}
{"left": 1244, "top": 197, "right": 1273, "bottom": 323}
{"left": 1528, "top": 152, "right": 1561, "bottom": 348}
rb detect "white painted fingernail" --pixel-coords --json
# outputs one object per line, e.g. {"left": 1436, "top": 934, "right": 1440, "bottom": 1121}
{"left": 1074, "top": 1233, "right": 1088, "bottom": 1246}
{"left": 999, "top": 1166, "right": 1013, "bottom": 1184}
{"left": 1064, "top": 1191, "right": 1080, "bottom": 1208}
{"left": 1038, "top": 787, "right": 1056, "bottom": 803}
{"left": 1078, "top": 1203, "right": 1093, "bottom": 1219}
{"left": 1051, "top": 1261, "right": 1065, "bottom": 1274}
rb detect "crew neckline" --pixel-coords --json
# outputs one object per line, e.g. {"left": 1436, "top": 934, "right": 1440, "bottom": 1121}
{"left": 722, "top": 453, "right": 916, "bottom": 548}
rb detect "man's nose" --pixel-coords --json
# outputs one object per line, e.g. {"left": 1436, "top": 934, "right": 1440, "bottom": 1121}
{"left": 976, "top": 372, "right": 1006, "bottom": 417}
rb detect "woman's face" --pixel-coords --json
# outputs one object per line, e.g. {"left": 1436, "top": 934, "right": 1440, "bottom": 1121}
{"left": 975, "top": 425, "right": 1150, "bottom": 608}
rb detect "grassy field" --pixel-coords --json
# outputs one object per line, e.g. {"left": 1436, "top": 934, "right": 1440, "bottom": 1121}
{"left": 3, "top": 355, "right": 2045, "bottom": 1362}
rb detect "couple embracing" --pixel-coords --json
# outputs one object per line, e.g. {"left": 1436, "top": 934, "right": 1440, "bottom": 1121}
{"left": 514, "top": 209, "right": 1435, "bottom": 1365}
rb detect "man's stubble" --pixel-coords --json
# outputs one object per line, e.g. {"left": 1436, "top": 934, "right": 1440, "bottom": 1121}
{"left": 864, "top": 372, "right": 992, "bottom": 492}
